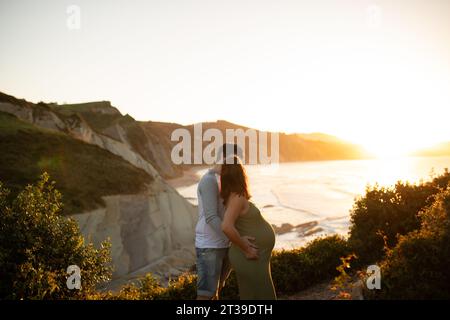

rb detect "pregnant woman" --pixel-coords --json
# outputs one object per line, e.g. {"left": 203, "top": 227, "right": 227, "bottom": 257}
{"left": 220, "top": 155, "right": 277, "bottom": 300}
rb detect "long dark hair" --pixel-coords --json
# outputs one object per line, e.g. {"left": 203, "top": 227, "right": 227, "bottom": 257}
{"left": 220, "top": 155, "right": 251, "bottom": 206}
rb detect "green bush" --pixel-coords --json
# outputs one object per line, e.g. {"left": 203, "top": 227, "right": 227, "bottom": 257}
{"left": 348, "top": 169, "right": 450, "bottom": 264}
{"left": 0, "top": 173, "right": 112, "bottom": 299}
{"left": 162, "top": 273, "right": 197, "bottom": 300}
{"left": 366, "top": 188, "right": 450, "bottom": 299}
{"left": 272, "top": 235, "right": 351, "bottom": 294}
{"left": 92, "top": 273, "right": 197, "bottom": 300}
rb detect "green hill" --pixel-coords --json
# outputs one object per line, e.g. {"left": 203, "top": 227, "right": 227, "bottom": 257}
{"left": 0, "top": 111, "right": 152, "bottom": 214}
{"left": 55, "top": 101, "right": 123, "bottom": 132}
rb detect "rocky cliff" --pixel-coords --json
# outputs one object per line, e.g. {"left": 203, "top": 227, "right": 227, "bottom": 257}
{"left": 0, "top": 92, "right": 197, "bottom": 286}
{"left": 72, "top": 189, "right": 197, "bottom": 289}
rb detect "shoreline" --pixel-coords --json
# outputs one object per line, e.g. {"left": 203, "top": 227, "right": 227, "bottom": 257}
{"left": 166, "top": 166, "right": 206, "bottom": 189}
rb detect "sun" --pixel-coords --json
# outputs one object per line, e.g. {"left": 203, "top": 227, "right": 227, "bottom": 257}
{"left": 365, "top": 141, "right": 409, "bottom": 159}
{"left": 361, "top": 136, "right": 431, "bottom": 159}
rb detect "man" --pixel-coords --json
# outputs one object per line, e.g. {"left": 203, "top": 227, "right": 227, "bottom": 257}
{"left": 195, "top": 143, "right": 258, "bottom": 300}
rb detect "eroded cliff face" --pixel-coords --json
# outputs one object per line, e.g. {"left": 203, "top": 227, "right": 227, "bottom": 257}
{"left": 72, "top": 186, "right": 197, "bottom": 289}
{"left": 0, "top": 96, "right": 198, "bottom": 286}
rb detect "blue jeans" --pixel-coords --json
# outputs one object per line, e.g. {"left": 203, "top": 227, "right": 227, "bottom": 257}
{"left": 196, "top": 247, "right": 231, "bottom": 298}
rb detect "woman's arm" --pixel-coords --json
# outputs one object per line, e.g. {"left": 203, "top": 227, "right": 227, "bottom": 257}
{"left": 221, "top": 194, "right": 259, "bottom": 260}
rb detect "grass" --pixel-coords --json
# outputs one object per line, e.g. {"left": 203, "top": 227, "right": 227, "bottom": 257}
{"left": 0, "top": 111, "right": 36, "bottom": 133}
{"left": 0, "top": 111, "right": 152, "bottom": 214}
{"left": 55, "top": 102, "right": 123, "bottom": 133}
{"left": 57, "top": 101, "right": 114, "bottom": 112}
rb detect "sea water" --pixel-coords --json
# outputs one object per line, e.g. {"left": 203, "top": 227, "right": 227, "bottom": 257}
{"left": 174, "top": 156, "right": 450, "bottom": 249}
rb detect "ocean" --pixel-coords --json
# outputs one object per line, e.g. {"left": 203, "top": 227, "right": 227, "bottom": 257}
{"left": 172, "top": 156, "right": 450, "bottom": 249}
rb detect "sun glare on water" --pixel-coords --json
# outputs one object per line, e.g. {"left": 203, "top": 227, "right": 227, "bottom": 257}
{"left": 364, "top": 140, "right": 413, "bottom": 159}
{"left": 359, "top": 130, "right": 438, "bottom": 160}
{"left": 358, "top": 136, "right": 442, "bottom": 185}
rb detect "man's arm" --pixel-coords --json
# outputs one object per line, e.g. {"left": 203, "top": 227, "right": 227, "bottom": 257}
{"left": 199, "top": 175, "right": 224, "bottom": 236}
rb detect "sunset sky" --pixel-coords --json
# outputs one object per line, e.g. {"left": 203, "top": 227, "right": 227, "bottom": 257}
{"left": 1, "top": 0, "right": 449, "bottom": 156}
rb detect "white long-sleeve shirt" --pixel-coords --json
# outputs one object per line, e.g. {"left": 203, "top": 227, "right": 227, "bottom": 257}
{"left": 195, "top": 169, "right": 230, "bottom": 248}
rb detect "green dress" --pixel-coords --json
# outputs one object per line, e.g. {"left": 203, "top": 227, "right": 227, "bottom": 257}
{"left": 228, "top": 202, "right": 277, "bottom": 300}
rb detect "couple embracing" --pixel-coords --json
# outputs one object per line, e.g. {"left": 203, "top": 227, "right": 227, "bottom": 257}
{"left": 195, "top": 143, "right": 277, "bottom": 300}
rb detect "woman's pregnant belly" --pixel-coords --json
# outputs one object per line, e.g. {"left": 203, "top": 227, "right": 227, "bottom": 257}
{"left": 233, "top": 218, "right": 275, "bottom": 259}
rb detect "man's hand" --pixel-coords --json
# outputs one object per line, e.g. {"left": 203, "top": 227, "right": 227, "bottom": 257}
{"left": 241, "top": 236, "right": 259, "bottom": 260}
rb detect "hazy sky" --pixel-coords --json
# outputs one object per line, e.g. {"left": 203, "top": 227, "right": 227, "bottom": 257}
{"left": 1, "top": 0, "right": 449, "bottom": 155}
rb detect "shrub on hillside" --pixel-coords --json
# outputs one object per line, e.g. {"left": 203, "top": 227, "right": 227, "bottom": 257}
{"left": 365, "top": 188, "right": 450, "bottom": 299}
{"left": 272, "top": 235, "right": 351, "bottom": 294}
{"left": 92, "top": 273, "right": 197, "bottom": 300}
{"left": 0, "top": 173, "right": 112, "bottom": 299}
{"left": 348, "top": 169, "right": 450, "bottom": 264}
